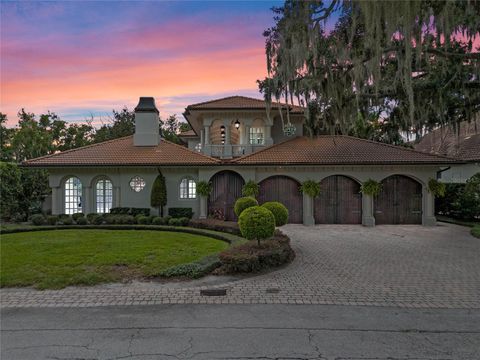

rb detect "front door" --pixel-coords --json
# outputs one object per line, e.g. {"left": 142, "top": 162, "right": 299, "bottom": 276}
{"left": 208, "top": 171, "right": 244, "bottom": 221}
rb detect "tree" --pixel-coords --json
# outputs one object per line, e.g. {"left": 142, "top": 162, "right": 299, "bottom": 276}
{"left": 93, "top": 107, "right": 136, "bottom": 143}
{"left": 160, "top": 114, "right": 190, "bottom": 144}
{"left": 260, "top": 1, "right": 480, "bottom": 141}
{"left": 151, "top": 171, "right": 167, "bottom": 217}
{"left": 0, "top": 113, "right": 14, "bottom": 162}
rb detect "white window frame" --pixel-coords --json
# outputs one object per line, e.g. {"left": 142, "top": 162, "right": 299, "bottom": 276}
{"left": 179, "top": 178, "right": 196, "bottom": 199}
{"left": 249, "top": 127, "right": 265, "bottom": 145}
{"left": 64, "top": 177, "right": 82, "bottom": 214}
{"left": 95, "top": 178, "right": 113, "bottom": 213}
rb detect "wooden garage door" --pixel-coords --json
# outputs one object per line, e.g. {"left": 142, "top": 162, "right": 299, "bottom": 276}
{"left": 314, "top": 175, "right": 362, "bottom": 224}
{"left": 208, "top": 171, "right": 244, "bottom": 221}
{"left": 258, "top": 176, "right": 303, "bottom": 223}
{"left": 374, "top": 175, "right": 422, "bottom": 224}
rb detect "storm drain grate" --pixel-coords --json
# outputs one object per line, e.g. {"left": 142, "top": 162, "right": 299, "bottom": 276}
{"left": 266, "top": 288, "right": 280, "bottom": 294}
{"left": 200, "top": 289, "right": 227, "bottom": 296}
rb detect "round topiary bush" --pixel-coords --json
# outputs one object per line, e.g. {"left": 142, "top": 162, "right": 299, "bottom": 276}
{"left": 31, "top": 214, "right": 46, "bottom": 226}
{"left": 72, "top": 213, "right": 85, "bottom": 222}
{"left": 136, "top": 215, "right": 149, "bottom": 225}
{"left": 238, "top": 206, "right": 275, "bottom": 245}
{"left": 261, "top": 201, "right": 289, "bottom": 226}
{"left": 234, "top": 197, "right": 259, "bottom": 217}
{"left": 89, "top": 214, "right": 104, "bottom": 225}
{"left": 75, "top": 217, "right": 88, "bottom": 225}
{"left": 46, "top": 215, "right": 59, "bottom": 225}
{"left": 152, "top": 216, "right": 165, "bottom": 225}
{"left": 61, "top": 216, "right": 73, "bottom": 225}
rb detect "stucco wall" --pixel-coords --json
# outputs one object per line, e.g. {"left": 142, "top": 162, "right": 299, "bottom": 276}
{"left": 438, "top": 163, "right": 479, "bottom": 183}
{"left": 48, "top": 164, "right": 440, "bottom": 226}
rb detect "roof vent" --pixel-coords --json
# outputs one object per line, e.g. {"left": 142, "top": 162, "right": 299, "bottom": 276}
{"left": 134, "top": 97, "right": 160, "bottom": 146}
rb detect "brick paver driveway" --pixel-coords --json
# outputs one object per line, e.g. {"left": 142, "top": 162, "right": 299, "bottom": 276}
{"left": 2, "top": 223, "right": 479, "bottom": 308}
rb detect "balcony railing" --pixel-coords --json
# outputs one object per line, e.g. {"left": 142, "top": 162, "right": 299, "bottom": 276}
{"left": 204, "top": 144, "right": 265, "bottom": 158}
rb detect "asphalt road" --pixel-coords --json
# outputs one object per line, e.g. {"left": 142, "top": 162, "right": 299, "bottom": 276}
{"left": 1, "top": 304, "right": 479, "bottom": 360}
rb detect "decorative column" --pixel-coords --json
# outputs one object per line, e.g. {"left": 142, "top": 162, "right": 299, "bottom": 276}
{"left": 224, "top": 121, "right": 232, "bottom": 158}
{"left": 203, "top": 125, "right": 211, "bottom": 156}
{"left": 51, "top": 186, "right": 61, "bottom": 215}
{"left": 423, "top": 186, "right": 436, "bottom": 226}
{"left": 199, "top": 196, "right": 207, "bottom": 219}
{"left": 361, "top": 194, "right": 376, "bottom": 227}
{"left": 264, "top": 124, "right": 273, "bottom": 146}
{"left": 302, "top": 193, "right": 315, "bottom": 226}
{"left": 114, "top": 186, "right": 121, "bottom": 207}
{"left": 83, "top": 186, "right": 93, "bottom": 214}
{"left": 200, "top": 129, "right": 204, "bottom": 147}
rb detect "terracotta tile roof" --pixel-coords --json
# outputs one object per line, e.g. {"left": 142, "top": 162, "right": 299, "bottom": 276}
{"left": 23, "top": 136, "right": 219, "bottom": 167}
{"left": 234, "top": 136, "right": 459, "bottom": 165}
{"left": 415, "top": 121, "right": 480, "bottom": 161}
{"left": 178, "top": 129, "right": 198, "bottom": 137}
{"left": 186, "top": 95, "right": 304, "bottom": 113}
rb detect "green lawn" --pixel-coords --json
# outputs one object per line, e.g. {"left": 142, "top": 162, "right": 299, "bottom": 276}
{"left": 472, "top": 226, "right": 480, "bottom": 239}
{"left": 0, "top": 229, "right": 228, "bottom": 289}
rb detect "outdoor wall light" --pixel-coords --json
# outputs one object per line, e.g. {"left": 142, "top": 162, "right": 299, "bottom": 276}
{"left": 234, "top": 119, "right": 240, "bottom": 130}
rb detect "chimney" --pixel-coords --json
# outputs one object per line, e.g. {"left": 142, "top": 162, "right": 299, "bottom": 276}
{"left": 134, "top": 97, "right": 160, "bottom": 146}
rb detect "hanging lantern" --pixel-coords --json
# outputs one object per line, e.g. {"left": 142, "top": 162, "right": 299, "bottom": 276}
{"left": 234, "top": 119, "right": 240, "bottom": 130}
{"left": 220, "top": 125, "right": 225, "bottom": 131}
{"left": 221, "top": 132, "right": 225, "bottom": 138}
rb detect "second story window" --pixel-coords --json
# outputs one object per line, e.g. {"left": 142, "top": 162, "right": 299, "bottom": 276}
{"left": 249, "top": 127, "right": 264, "bottom": 145}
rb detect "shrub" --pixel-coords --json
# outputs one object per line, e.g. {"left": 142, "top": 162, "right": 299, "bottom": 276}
{"left": 189, "top": 219, "right": 241, "bottom": 235}
{"left": 261, "top": 201, "right": 288, "bottom": 226}
{"left": 72, "top": 213, "right": 85, "bottom": 222}
{"left": 435, "top": 174, "right": 480, "bottom": 220}
{"left": 104, "top": 214, "right": 117, "bottom": 225}
{"left": 242, "top": 180, "right": 259, "bottom": 198}
{"left": 58, "top": 214, "right": 70, "bottom": 220}
{"left": 196, "top": 181, "right": 212, "bottom": 197}
{"left": 152, "top": 216, "right": 165, "bottom": 225}
{"left": 86, "top": 213, "right": 98, "bottom": 222}
{"left": 110, "top": 207, "right": 150, "bottom": 216}
{"left": 159, "top": 255, "right": 221, "bottom": 278}
{"left": 118, "top": 215, "right": 135, "bottom": 224}
{"left": 61, "top": 216, "right": 73, "bottom": 225}
{"left": 167, "top": 217, "right": 189, "bottom": 226}
{"left": 300, "top": 180, "right": 321, "bottom": 198}
{"left": 234, "top": 197, "right": 258, "bottom": 217}
{"left": 217, "top": 231, "right": 295, "bottom": 274}
{"left": 168, "top": 207, "right": 194, "bottom": 219}
{"left": 136, "top": 215, "right": 149, "bottom": 225}
{"left": 238, "top": 206, "right": 275, "bottom": 245}
{"left": 88, "top": 214, "right": 104, "bottom": 225}
{"left": 75, "top": 217, "right": 88, "bottom": 225}
{"left": 31, "top": 214, "right": 46, "bottom": 226}
{"left": 428, "top": 178, "right": 446, "bottom": 197}
{"left": 151, "top": 172, "right": 167, "bottom": 217}
{"left": 46, "top": 215, "right": 59, "bottom": 225}
{"left": 110, "top": 207, "right": 130, "bottom": 215}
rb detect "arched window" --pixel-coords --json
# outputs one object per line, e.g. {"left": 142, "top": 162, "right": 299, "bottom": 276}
{"left": 65, "top": 177, "right": 82, "bottom": 214}
{"left": 96, "top": 178, "right": 113, "bottom": 213}
{"left": 179, "top": 178, "right": 196, "bottom": 199}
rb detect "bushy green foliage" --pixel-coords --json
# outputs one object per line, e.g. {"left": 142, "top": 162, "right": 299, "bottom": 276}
{"left": 238, "top": 206, "right": 275, "bottom": 245}
{"left": 110, "top": 207, "right": 150, "bottom": 216}
{"left": 261, "top": 202, "right": 289, "bottom": 226}
{"left": 168, "top": 217, "right": 189, "bottom": 226}
{"left": 428, "top": 178, "right": 446, "bottom": 197}
{"left": 151, "top": 172, "right": 167, "bottom": 216}
{"left": 159, "top": 255, "right": 221, "bottom": 278}
{"left": 300, "top": 180, "right": 321, "bottom": 198}
{"left": 196, "top": 181, "right": 212, "bottom": 197}
{"left": 136, "top": 215, "right": 149, "bottom": 225}
{"left": 75, "top": 217, "right": 88, "bottom": 225}
{"left": 46, "top": 215, "right": 59, "bottom": 225}
{"left": 360, "top": 179, "right": 382, "bottom": 196}
{"left": 152, "top": 216, "right": 165, "bottom": 225}
{"left": 234, "top": 197, "right": 258, "bottom": 217}
{"left": 217, "top": 231, "right": 295, "bottom": 273}
{"left": 89, "top": 214, "right": 104, "bottom": 225}
{"left": 31, "top": 214, "right": 46, "bottom": 226}
{"left": 168, "top": 208, "right": 194, "bottom": 219}
{"left": 72, "top": 213, "right": 85, "bottom": 222}
{"left": 61, "top": 216, "right": 73, "bottom": 225}
{"left": 242, "top": 180, "right": 260, "bottom": 198}
{"left": 472, "top": 226, "right": 480, "bottom": 239}
{"left": 436, "top": 173, "right": 480, "bottom": 220}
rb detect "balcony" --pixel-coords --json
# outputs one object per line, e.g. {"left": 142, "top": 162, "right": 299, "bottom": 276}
{"left": 204, "top": 144, "right": 265, "bottom": 159}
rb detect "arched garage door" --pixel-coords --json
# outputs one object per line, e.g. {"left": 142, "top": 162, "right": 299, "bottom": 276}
{"left": 315, "top": 175, "right": 362, "bottom": 224}
{"left": 208, "top": 171, "right": 244, "bottom": 221}
{"left": 258, "top": 176, "right": 303, "bottom": 223}
{"left": 374, "top": 175, "right": 422, "bottom": 224}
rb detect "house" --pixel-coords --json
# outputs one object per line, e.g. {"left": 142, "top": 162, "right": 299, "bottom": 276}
{"left": 23, "top": 96, "right": 458, "bottom": 226}
{"left": 414, "top": 119, "right": 480, "bottom": 183}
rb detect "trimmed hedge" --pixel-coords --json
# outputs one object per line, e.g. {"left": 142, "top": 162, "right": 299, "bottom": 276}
{"left": 234, "top": 197, "right": 258, "bottom": 217}
{"left": 31, "top": 214, "right": 46, "bottom": 226}
{"left": 159, "top": 255, "right": 221, "bottom": 278}
{"left": 238, "top": 206, "right": 275, "bottom": 244}
{"left": 46, "top": 215, "right": 59, "bottom": 225}
{"left": 110, "top": 207, "right": 150, "bottom": 216}
{"left": 216, "top": 230, "right": 294, "bottom": 274}
{"left": 72, "top": 213, "right": 85, "bottom": 222}
{"left": 76, "top": 217, "right": 88, "bottom": 225}
{"left": 168, "top": 207, "right": 194, "bottom": 219}
{"left": 261, "top": 201, "right": 288, "bottom": 226}
{"left": 189, "top": 219, "right": 241, "bottom": 235}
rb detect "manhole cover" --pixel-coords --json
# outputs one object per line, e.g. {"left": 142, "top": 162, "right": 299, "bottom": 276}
{"left": 200, "top": 289, "right": 227, "bottom": 296}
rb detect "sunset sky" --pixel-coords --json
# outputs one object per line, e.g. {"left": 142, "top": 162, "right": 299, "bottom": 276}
{"left": 1, "top": 1, "right": 281, "bottom": 126}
